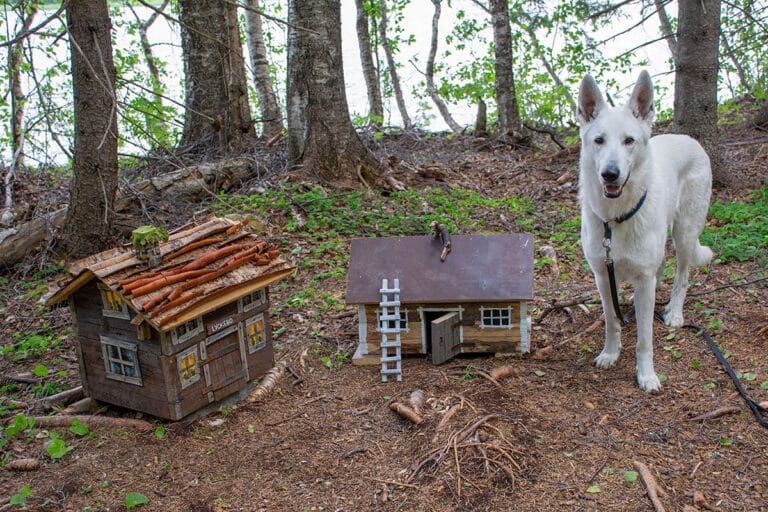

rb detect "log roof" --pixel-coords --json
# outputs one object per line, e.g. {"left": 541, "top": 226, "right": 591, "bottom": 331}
{"left": 345, "top": 234, "right": 534, "bottom": 304}
{"left": 46, "top": 216, "right": 294, "bottom": 330}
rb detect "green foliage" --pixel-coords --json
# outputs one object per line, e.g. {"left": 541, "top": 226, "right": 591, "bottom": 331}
{"left": 131, "top": 225, "right": 169, "bottom": 249}
{"left": 45, "top": 432, "right": 74, "bottom": 460}
{"left": 701, "top": 184, "right": 768, "bottom": 263}
{"left": 69, "top": 418, "right": 90, "bottom": 437}
{"left": 10, "top": 485, "right": 31, "bottom": 507}
{"left": 125, "top": 492, "right": 150, "bottom": 510}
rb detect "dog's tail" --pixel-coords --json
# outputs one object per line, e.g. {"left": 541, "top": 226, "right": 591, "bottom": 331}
{"left": 693, "top": 244, "right": 714, "bottom": 267}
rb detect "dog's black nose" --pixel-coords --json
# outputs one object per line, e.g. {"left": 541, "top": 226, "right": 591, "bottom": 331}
{"left": 601, "top": 165, "right": 620, "bottom": 183}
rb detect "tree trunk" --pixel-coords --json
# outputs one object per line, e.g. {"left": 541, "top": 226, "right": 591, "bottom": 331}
{"left": 8, "top": 1, "right": 37, "bottom": 171}
{"left": 490, "top": 0, "right": 521, "bottom": 138}
{"left": 286, "top": 0, "right": 378, "bottom": 186}
{"left": 178, "top": 0, "right": 256, "bottom": 155}
{"left": 354, "top": 0, "right": 384, "bottom": 127}
{"left": 378, "top": 0, "right": 412, "bottom": 129}
{"left": 673, "top": 0, "right": 723, "bottom": 184}
{"left": 63, "top": 0, "right": 119, "bottom": 258}
{"left": 425, "top": 0, "right": 462, "bottom": 133}
{"left": 244, "top": 0, "right": 285, "bottom": 139}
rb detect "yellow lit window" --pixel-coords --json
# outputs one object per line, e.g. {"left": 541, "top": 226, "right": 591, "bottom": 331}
{"left": 177, "top": 347, "right": 200, "bottom": 388}
{"left": 99, "top": 285, "right": 129, "bottom": 319}
{"left": 245, "top": 315, "right": 266, "bottom": 353}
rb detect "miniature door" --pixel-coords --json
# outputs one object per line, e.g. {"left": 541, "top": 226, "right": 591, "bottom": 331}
{"left": 431, "top": 312, "right": 460, "bottom": 364}
{"left": 200, "top": 325, "right": 248, "bottom": 402}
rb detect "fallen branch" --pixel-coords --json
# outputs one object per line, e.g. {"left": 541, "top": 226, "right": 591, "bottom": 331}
{"left": 537, "top": 293, "right": 596, "bottom": 324}
{"left": 29, "top": 415, "right": 154, "bottom": 431}
{"left": 39, "top": 386, "right": 84, "bottom": 410}
{"left": 687, "top": 405, "right": 741, "bottom": 422}
{"left": 490, "top": 366, "right": 518, "bottom": 380}
{"left": 633, "top": 460, "right": 667, "bottom": 512}
{"left": 389, "top": 402, "right": 424, "bottom": 424}
{"left": 246, "top": 360, "right": 287, "bottom": 403}
{"left": 363, "top": 476, "right": 419, "bottom": 489}
{"left": 432, "top": 404, "right": 461, "bottom": 444}
{"left": 4, "top": 458, "right": 40, "bottom": 471}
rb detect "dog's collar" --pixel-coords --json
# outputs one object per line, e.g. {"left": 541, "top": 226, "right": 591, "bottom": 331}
{"left": 601, "top": 189, "right": 648, "bottom": 239}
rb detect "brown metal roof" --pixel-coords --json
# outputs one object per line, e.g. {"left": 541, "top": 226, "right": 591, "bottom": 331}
{"left": 46, "top": 216, "right": 294, "bottom": 330}
{"left": 345, "top": 234, "right": 534, "bottom": 304}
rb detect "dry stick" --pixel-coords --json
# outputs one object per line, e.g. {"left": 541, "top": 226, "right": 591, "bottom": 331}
{"left": 633, "top": 460, "right": 667, "bottom": 512}
{"left": 688, "top": 405, "right": 741, "bottom": 422}
{"left": 181, "top": 242, "right": 253, "bottom": 271}
{"left": 163, "top": 237, "right": 227, "bottom": 262}
{"left": 432, "top": 404, "right": 461, "bottom": 443}
{"left": 265, "top": 395, "right": 327, "bottom": 426}
{"left": 29, "top": 415, "right": 154, "bottom": 431}
{"left": 130, "top": 269, "right": 212, "bottom": 297}
{"left": 246, "top": 360, "right": 287, "bottom": 403}
{"left": 475, "top": 369, "right": 502, "bottom": 389}
{"left": 389, "top": 402, "right": 424, "bottom": 424}
{"left": 39, "top": 386, "right": 84, "bottom": 409}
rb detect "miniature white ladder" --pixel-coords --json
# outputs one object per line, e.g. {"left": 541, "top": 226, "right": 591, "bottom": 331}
{"left": 379, "top": 278, "right": 402, "bottom": 382}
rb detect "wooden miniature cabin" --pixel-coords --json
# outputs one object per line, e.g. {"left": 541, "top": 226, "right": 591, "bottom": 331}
{"left": 46, "top": 216, "right": 294, "bottom": 420}
{"left": 345, "top": 234, "right": 534, "bottom": 365}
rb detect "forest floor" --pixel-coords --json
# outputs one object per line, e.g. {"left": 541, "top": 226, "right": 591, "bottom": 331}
{"left": 1, "top": 123, "right": 768, "bottom": 512}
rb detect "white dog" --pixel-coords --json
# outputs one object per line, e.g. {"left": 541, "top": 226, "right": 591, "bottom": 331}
{"left": 577, "top": 71, "right": 713, "bottom": 392}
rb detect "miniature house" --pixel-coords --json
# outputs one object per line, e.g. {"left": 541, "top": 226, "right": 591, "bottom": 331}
{"left": 46, "top": 216, "right": 294, "bottom": 420}
{"left": 345, "top": 234, "right": 534, "bottom": 365}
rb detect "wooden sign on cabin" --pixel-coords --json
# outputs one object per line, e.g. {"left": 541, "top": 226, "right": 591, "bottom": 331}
{"left": 345, "top": 234, "right": 534, "bottom": 365}
{"left": 45, "top": 216, "right": 294, "bottom": 421}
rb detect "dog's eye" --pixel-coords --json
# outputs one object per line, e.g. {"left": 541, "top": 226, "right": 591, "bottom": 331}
{"left": 623, "top": 137, "right": 635, "bottom": 145}
{"left": 594, "top": 136, "right": 604, "bottom": 145}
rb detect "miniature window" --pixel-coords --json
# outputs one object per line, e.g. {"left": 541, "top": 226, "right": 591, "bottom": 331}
{"left": 480, "top": 307, "right": 512, "bottom": 328}
{"left": 171, "top": 317, "right": 203, "bottom": 345}
{"left": 100, "top": 336, "right": 142, "bottom": 385}
{"left": 376, "top": 309, "right": 408, "bottom": 331}
{"left": 240, "top": 289, "right": 266, "bottom": 313}
{"left": 99, "top": 285, "right": 130, "bottom": 319}
{"left": 244, "top": 314, "right": 266, "bottom": 353}
{"left": 177, "top": 346, "right": 200, "bottom": 389}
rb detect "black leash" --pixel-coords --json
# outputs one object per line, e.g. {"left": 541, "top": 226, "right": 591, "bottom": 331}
{"left": 601, "top": 190, "right": 647, "bottom": 326}
{"left": 679, "top": 320, "right": 768, "bottom": 429}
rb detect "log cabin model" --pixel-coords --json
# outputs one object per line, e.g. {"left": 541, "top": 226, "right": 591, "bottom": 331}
{"left": 346, "top": 232, "right": 534, "bottom": 368}
{"left": 45, "top": 215, "right": 294, "bottom": 420}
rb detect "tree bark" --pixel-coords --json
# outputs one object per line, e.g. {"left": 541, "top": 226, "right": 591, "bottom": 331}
{"left": 378, "top": 0, "right": 412, "bottom": 129}
{"left": 286, "top": 0, "right": 378, "bottom": 186}
{"left": 425, "top": 0, "right": 462, "bottom": 133}
{"left": 8, "top": 1, "right": 38, "bottom": 171}
{"left": 673, "top": 0, "right": 723, "bottom": 184}
{"left": 354, "top": 0, "right": 384, "bottom": 127}
{"left": 244, "top": 0, "right": 285, "bottom": 139}
{"left": 489, "top": 0, "right": 521, "bottom": 137}
{"left": 63, "top": 0, "right": 119, "bottom": 258}
{"left": 178, "top": 0, "right": 256, "bottom": 155}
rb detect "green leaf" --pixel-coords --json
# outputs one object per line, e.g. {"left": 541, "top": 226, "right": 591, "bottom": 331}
{"left": 534, "top": 370, "right": 546, "bottom": 377}
{"left": 690, "top": 359, "right": 702, "bottom": 370}
{"left": 5, "top": 414, "right": 28, "bottom": 438}
{"left": 33, "top": 364, "right": 50, "bottom": 377}
{"left": 720, "top": 437, "right": 733, "bottom": 446}
{"left": 759, "top": 381, "right": 768, "bottom": 390}
{"left": 624, "top": 470, "right": 639, "bottom": 482}
{"left": 742, "top": 372, "right": 757, "bottom": 381}
{"left": 10, "top": 485, "right": 31, "bottom": 506}
{"left": 154, "top": 426, "right": 166, "bottom": 439}
{"left": 69, "top": 418, "right": 89, "bottom": 436}
{"left": 704, "top": 382, "right": 716, "bottom": 390}
{"left": 125, "top": 492, "right": 150, "bottom": 509}
{"left": 46, "top": 434, "right": 73, "bottom": 460}
{"left": 585, "top": 485, "right": 601, "bottom": 493}
{"left": 657, "top": 374, "right": 668, "bottom": 383}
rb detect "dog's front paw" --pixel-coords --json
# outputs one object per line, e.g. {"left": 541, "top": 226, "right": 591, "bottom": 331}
{"left": 637, "top": 372, "right": 661, "bottom": 393}
{"left": 662, "top": 307, "right": 684, "bottom": 328}
{"left": 594, "top": 350, "right": 620, "bottom": 369}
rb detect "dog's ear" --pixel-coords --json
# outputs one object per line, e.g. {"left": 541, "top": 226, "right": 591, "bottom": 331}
{"left": 577, "top": 75, "right": 606, "bottom": 125}
{"left": 628, "top": 70, "right": 655, "bottom": 123}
